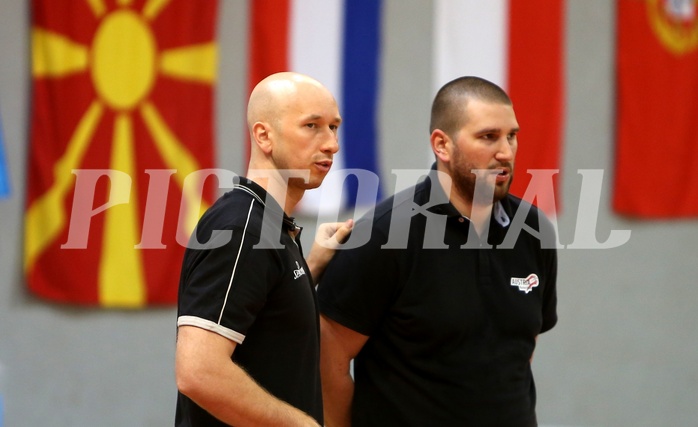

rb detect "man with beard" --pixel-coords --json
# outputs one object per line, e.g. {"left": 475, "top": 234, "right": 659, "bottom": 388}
{"left": 317, "top": 76, "right": 558, "bottom": 427}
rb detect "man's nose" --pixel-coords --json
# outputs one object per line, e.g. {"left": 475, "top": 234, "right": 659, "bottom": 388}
{"left": 321, "top": 131, "right": 340, "bottom": 154}
{"left": 496, "top": 139, "right": 514, "bottom": 160}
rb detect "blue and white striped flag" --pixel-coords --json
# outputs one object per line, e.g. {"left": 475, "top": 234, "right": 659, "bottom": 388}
{"left": 248, "top": 0, "right": 384, "bottom": 217}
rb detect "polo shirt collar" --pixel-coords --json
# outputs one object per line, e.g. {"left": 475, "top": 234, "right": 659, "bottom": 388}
{"left": 420, "top": 163, "right": 511, "bottom": 228}
{"left": 233, "top": 177, "right": 301, "bottom": 232}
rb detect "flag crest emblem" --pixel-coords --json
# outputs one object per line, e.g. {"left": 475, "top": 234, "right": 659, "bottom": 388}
{"left": 647, "top": 0, "right": 698, "bottom": 55}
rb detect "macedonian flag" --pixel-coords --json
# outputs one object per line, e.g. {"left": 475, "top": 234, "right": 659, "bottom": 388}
{"left": 25, "top": 0, "right": 218, "bottom": 307}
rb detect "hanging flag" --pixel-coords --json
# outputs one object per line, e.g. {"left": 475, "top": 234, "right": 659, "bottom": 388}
{"left": 25, "top": 0, "right": 218, "bottom": 307}
{"left": 432, "top": 0, "right": 565, "bottom": 217}
{"left": 0, "top": 110, "right": 10, "bottom": 199}
{"left": 614, "top": 0, "right": 698, "bottom": 218}
{"left": 247, "top": 0, "right": 384, "bottom": 217}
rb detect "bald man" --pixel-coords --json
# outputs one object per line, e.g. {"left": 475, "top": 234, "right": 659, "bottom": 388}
{"left": 175, "top": 72, "right": 352, "bottom": 427}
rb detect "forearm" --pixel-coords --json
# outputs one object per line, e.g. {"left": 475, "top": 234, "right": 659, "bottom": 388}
{"left": 307, "top": 220, "right": 354, "bottom": 283}
{"left": 305, "top": 252, "right": 328, "bottom": 284}
{"left": 319, "top": 315, "right": 368, "bottom": 427}
{"left": 321, "top": 370, "right": 354, "bottom": 427}
{"left": 176, "top": 326, "right": 320, "bottom": 426}
{"left": 181, "top": 360, "right": 319, "bottom": 427}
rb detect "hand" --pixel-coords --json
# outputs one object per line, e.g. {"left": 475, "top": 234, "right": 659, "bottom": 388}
{"left": 315, "top": 219, "right": 354, "bottom": 249}
{"left": 306, "top": 219, "right": 354, "bottom": 282}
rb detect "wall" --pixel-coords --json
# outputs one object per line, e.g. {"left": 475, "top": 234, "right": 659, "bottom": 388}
{"left": 0, "top": 0, "right": 697, "bottom": 426}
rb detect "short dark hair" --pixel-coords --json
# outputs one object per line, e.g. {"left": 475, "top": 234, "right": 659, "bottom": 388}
{"left": 429, "top": 76, "right": 512, "bottom": 136}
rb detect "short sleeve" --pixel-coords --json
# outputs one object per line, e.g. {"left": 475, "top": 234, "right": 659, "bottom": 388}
{"left": 317, "top": 219, "right": 402, "bottom": 336}
{"left": 178, "top": 223, "right": 280, "bottom": 344}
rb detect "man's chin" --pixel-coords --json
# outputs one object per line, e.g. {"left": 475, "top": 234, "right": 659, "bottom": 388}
{"left": 287, "top": 175, "right": 321, "bottom": 190}
{"left": 493, "top": 183, "right": 511, "bottom": 201}
{"left": 302, "top": 177, "right": 325, "bottom": 191}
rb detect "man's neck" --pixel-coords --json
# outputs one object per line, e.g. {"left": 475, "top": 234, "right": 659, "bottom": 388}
{"left": 246, "top": 167, "right": 304, "bottom": 215}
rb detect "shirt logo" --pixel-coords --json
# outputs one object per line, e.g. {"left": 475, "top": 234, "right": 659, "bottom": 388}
{"left": 293, "top": 261, "right": 306, "bottom": 280}
{"left": 510, "top": 274, "right": 539, "bottom": 294}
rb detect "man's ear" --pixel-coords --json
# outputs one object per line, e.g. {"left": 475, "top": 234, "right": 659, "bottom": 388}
{"left": 252, "top": 122, "right": 273, "bottom": 154}
{"left": 431, "top": 129, "right": 450, "bottom": 162}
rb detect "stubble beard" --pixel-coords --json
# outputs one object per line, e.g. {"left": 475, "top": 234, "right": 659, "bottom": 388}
{"left": 271, "top": 151, "right": 324, "bottom": 191}
{"left": 451, "top": 159, "right": 513, "bottom": 206}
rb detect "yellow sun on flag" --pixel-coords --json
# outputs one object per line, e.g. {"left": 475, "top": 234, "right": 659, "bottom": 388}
{"left": 26, "top": 0, "right": 217, "bottom": 307}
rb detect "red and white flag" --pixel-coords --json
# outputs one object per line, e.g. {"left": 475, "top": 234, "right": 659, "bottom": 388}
{"left": 433, "top": 0, "right": 565, "bottom": 217}
{"left": 248, "top": 0, "right": 384, "bottom": 217}
{"left": 248, "top": 0, "right": 564, "bottom": 218}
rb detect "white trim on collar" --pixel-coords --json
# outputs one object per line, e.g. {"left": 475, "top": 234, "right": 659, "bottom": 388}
{"left": 493, "top": 201, "right": 510, "bottom": 227}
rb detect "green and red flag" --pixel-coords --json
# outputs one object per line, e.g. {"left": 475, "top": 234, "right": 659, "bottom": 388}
{"left": 25, "top": 0, "right": 218, "bottom": 307}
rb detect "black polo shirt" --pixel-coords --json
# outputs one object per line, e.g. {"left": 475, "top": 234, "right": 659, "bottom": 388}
{"left": 318, "top": 170, "right": 557, "bottom": 427}
{"left": 176, "top": 178, "right": 323, "bottom": 426}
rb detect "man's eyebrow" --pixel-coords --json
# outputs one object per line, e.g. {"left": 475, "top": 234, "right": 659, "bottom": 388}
{"left": 476, "top": 127, "right": 501, "bottom": 134}
{"left": 476, "top": 126, "right": 520, "bottom": 134}
{"left": 303, "top": 114, "right": 342, "bottom": 124}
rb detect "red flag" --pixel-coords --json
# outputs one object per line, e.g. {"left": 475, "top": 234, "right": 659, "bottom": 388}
{"left": 25, "top": 0, "right": 217, "bottom": 307}
{"left": 433, "top": 0, "right": 565, "bottom": 217}
{"left": 507, "top": 0, "right": 565, "bottom": 217}
{"left": 246, "top": 0, "right": 290, "bottom": 162}
{"left": 614, "top": 0, "right": 698, "bottom": 218}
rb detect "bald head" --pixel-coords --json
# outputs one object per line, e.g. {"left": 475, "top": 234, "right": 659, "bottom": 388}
{"left": 247, "top": 72, "right": 335, "bottom": 132}
{"left": 245, "top": 72, "right": 341, "bottom": 200}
